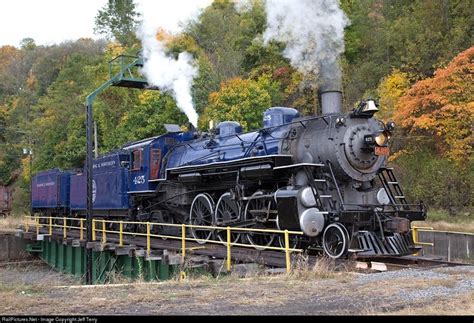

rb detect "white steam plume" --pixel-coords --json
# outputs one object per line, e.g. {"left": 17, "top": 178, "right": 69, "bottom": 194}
{"left": 263, "top": 0, "right": 349, "bottom": 89}
{"left": 136, "top": 0, "right": 213, "bottom": 128}
{"left": 139, "top": 32, "right": 199, "bottom": 127}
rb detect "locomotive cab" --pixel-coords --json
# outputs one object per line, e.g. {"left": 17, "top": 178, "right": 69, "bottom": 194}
{"left": 123, "top": 130, "right": 194, "bottom": 194}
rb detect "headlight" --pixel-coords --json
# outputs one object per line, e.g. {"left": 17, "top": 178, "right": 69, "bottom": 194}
{"left": 374, "top": 132, "right": 388, "bottom": 146}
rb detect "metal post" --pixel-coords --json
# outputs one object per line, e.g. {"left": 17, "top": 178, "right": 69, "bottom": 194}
{"left": 146, "top": 222, "right": 151, "bottom": 254}
{"left": 412, "top": 227, "right": 418, "bottom": 244}
{"left": 49, "top": 217, "right": 52, "bottom": 236}
{"left": 226, "top": 226, "right": 231, "bottom": 272}
{"left": 80, "top": 219, "right": 84, "bottom": 240}
{"left": 85, "top": 102, "right": 94, "bottom": 284}
{"left": 63, "top": 217, "right": 67, "bottom": 239}
{"left": 102, "top": 219, "right": 106, "bottom": 243}
{"left": 25, "top": 216, "right": 29, "bottom": 233}
{"left": 35, "top": 216, "right": 39, "bottom": 236}
{"left": 83, "top": 55, "right": 151, "bottom": 284}
{"left": 119, "top": 221, "right": 123, "bottom": 247}
{"left": 94, "top": 121, "right": 98, "bottom": 158}
{"left": 92, "top": 219, "right": 96, "bottom": 241}
{"left": 181, "top": 224, "right": 186, "bottom": 261}
{"left": 29, "top": 149, "right": 32, "bottom": 216}
{"left": 285, "top": 230, "right": 291, "bottom": 274}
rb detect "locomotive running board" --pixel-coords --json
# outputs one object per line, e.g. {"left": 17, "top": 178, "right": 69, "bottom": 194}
{"left": 166, "top": 155, "right": 293, "bottom": 181}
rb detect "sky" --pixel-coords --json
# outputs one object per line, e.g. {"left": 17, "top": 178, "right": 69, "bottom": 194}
{"left": 0, "top": 0, "right": 214, "bottom": 47}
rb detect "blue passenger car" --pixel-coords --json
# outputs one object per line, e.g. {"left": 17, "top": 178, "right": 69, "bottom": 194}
{"left": 70, "top": 152, "right": 130, "bottom": 215}
{"left": 32, "top": 169, "right": 73, "bottom": 214}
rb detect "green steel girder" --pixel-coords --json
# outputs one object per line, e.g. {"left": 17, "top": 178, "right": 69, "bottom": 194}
{"left": 26, "top": 242, "right": 43, "bottom": 253}
{"left": 28, "top": 240, "right": 178, "bottom": 284}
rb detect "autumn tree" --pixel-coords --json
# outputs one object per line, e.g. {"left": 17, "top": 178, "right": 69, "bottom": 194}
{"left": 341, "top": 0, "right": 473, "bottom": 108}
{"left": 376, "top": 69, "right": 411, "bottom": 121}
{"left": 394, "top": 46, "right": 474, "bottom": 162}
{"left": 200, "top": 78, "right": 271, "bottom": 131}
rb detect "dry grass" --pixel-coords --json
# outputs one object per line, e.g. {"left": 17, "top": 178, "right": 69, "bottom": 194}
{"left": 382, "top": 291, "right": 474, "bottom": 315}
{"left": 412, "top": 220, "right": 474, "bottom": 233}
{"left": 1, "top": 263, "right": 472, "bottom": 315}
{"left": 0, "top": 216, "right": 24, "bottom": 233}
{"left": 287, "top": 255, "right": 343, "bottom": 280}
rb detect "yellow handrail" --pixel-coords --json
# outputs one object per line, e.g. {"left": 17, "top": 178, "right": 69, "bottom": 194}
{"left": 92, "top": 219, "right": 96, "bottom": 241}
{"left": 80, "top": 219, "right": 84, "bottom": 240}
{"left": 181, "top": 224, "right": 186, "bottom": 262}
{"left": 284, "top": 230, "right": 290, "bottom": 274}
{"left": 24, "top": 215, "right": 306, "bottom": 272}
{"left": 49, "top": 217, "right": 52, "bottom": 236}
{"left": 102, "top": 219, "right": 106, "bottom": 244}
{"left": 226, "top": 226, "right": 231, "bottom": 271}
{"left": 119, "top": 221, "right": 123, "bottom": 247}
{"left": 63, "top": 217, "right": 67, "bottom": 239}
{"left": 412, "top": 226, "right": 434, "bottom": 246}
{"left": 146, "top": 222, "right": 151, "bottom": 254}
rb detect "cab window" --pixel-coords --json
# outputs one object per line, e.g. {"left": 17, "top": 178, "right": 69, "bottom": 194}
{"left": 150, "top": 149, "right": 161, "bottom": 180}
{"left": 132, "top": 149, "right": 143, "bottom": 171}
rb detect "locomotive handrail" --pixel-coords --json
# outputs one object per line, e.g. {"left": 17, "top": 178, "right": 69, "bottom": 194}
{"left": 24, "top": 215, "right": 304, "bottom": 274}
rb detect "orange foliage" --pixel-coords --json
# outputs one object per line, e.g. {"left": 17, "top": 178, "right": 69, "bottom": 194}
{"left": 155, "top": 28, "right": 174, "bottom": 43}
{"left": 394, "top": 46, "right": 474, "bottom": 162}
{"left": 0, "top": 46, "right": 20, "bottom": 71}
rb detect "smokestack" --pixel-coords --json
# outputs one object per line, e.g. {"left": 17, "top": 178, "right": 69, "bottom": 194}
{"left": 319, "top": 85, "right": 342, "bottom": 115}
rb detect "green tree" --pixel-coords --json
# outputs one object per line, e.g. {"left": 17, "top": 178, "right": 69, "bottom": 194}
{"left": 113, "top": 91, "right": 188, "bottom": 145}
{"left": 0, "top": 107, "right": 6, "bottom": 142}
{"left": 20, "top": 38, "right": 36, "bottom": 50}
{"left": 32, "top": 52, "right": 104, "bottom": 171}
{"left": 200, "top": 78, "right": 271, "bottom": 131}
{"left": 94, "top": 0, "right": 141, "bottom": 47}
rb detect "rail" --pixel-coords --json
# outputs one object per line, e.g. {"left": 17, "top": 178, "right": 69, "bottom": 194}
{"left": 411, "top": 226, "right": 435, "bottom": 246}
{"left": 24, "top": 216, "right": 304, "bottom": 274}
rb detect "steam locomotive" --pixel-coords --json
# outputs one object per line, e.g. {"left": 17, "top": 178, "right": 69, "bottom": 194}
{"left": 31, "top": 89, "right": 426, "bottom": 258}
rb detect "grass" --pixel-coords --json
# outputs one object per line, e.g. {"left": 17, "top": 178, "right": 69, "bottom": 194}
{"left": 0, "top": 215, "right": 24, "bottom": 233}
{"left": 0, "top": 260, "right": 472, "bottom": 315}
{"left": 412, "top": 209, "right": 474, "bottom": 233}
{"left": 287, "top": 255, "right": 343, "bottom": 280}
{"left": 381, "top": 291, "right": 474, "bottom": 315}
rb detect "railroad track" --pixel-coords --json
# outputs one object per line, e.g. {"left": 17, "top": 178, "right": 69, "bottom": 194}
{"left": 18, "top": 226, "right": 471, "bottom": 274}
{"left": 353, "top": 255, "right": 471, "bottom": 272}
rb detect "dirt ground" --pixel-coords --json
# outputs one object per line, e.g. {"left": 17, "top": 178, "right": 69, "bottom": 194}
{"left": 0, "top": 260, "right": 472, "bottom": 316}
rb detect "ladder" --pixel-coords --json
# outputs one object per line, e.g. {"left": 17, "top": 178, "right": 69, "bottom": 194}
{"left": 304, "top": 166, "right": 337, "bottom": 211}
{"left": 378, "top": 167, "right": 409, "bottom": 210}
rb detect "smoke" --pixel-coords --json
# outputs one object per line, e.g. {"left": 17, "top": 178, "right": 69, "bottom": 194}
{"left": 139, "top": 31, "right": 199, "bottom": 127}
{"left": 136, "top": 0, "right": 213, "bottom": 128}
{"left": 263, "top": 0, "right": 349, "bottom": 89}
